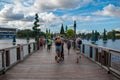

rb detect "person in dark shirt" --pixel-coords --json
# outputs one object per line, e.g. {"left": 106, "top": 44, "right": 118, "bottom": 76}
{"left": 67, "top": 38, "right": 71, "bottom": 55}
{"left": 55, "top": 36, "right": 62, "bottom": 63}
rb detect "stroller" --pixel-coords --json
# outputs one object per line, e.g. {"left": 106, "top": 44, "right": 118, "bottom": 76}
{"left": 55, "top": 53, "right": 64, "bottom": 63}
{"left": 55, "top": 47, "right": 64, "bottom": 63}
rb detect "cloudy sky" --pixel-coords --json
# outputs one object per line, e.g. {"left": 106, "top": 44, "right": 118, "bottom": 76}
{"left": 0, "top": 0, "right": 120, "bottom": 33}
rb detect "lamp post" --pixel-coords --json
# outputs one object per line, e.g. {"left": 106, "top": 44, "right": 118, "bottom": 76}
{"left": 26, "top": 34, "right": 29, "bottom": 43}
{"left": 12, "top": 36, "right": 16, "bottom": 45}
{"left": 73, "top": 20, "right": 76, "bottom": 49}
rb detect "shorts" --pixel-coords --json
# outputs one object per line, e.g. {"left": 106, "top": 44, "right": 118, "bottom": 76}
{"left": 56, "top": 45, "right": 61, "bottom": 53}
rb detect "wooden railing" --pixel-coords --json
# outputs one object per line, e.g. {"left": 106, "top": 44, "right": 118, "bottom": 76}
{"left": 0, "top": 42, "right": 120, "bottom": 78}
{"left": 82, "top": 43, "right": 120, "bottom": 78}
{"left": 0, "top": 42, "right": 37, "bottom": 74}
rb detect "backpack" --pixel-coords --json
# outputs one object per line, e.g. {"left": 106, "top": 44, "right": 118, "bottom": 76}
{"left": 77, "top": 39, "right": 82, "bottom": 44}
{"left": 67, "top": 40, "right": 71, "bottom": 47}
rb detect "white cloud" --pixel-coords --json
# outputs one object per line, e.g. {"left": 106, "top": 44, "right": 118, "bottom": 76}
{"left": 77, "top": 29, "right": 91, "bottom": 34}
{"left": 34, "top": 0, "right": 80, "bottom": 11}
{"left": 114, "top": 28, "right": 120, "bottom": 31}
{"left": 34, "top": 0, "right": 93, "bottom": 11}
{"left": 0, "top": 5, "right": 24, "bottom": 21}
{"left": 0, "top": 0, "right": 93, "bottom": 32}
{"left": 92, "top": 4, "right": 120, "bottom": 17}
{"left": 72, "top": 16, "right": 92, "bottom": 22}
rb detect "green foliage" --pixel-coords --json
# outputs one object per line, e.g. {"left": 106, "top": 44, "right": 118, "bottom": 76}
{"left": 46, "top": 33, "right": 51, "bottom": 38}
{"left": 17, "top": 29, "right": 34, "bottom": 38}
{"left": 94, "top": 30, "right": 99, "bottom": 41}
{"left": 65, "top": 25, "right": 68, "bottom": 32}
{"left": 85, "top": 33, "right": 91, "bottom": 40}
{"left": 32, "top": 13, "right": 40, "bottom": 41}
{"left": 66, "top": 29, "right": 74, "bottom": 38}
{"left": 81, "top": 33, "right": 85, "bottom": 39}
{"left": 91, "top": 30, "right": 95, "bottom": 41}
{"left": 60, "top": 24, "right": 65, "bottom": 35}
{"left": 112, "top": 30, "right": 116, "bottom": 41}
{"left": 17, "top": 29, "right": 46, "bottom": 38}
{"left": 77, "top": 29, "right": 120, "bottom": 40}
{"left": 103, "top": 29, "right": 107, "bottom": 41}
{"left": 45, "top": 28, "right": 51, "bottom": 38}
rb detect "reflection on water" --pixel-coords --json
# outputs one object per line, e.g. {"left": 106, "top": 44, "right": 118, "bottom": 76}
{"left": 0, "top": 39, "right": 120, "bottom": 51}
{"left": 83, "top": 39, "right": 120, "bottom": 51}
{"left": 0, "top": 39, "right": 35, "bottom": 49}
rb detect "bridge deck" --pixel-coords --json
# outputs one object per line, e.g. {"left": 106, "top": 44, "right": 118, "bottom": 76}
{"left": 0, "top": 45, "right": 119, "bottom": 80}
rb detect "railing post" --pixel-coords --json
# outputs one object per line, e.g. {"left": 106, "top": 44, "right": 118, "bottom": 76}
{"left": 5, "top": 50, "right": 10, "bottom": 67}
{"left": 82, "top": 44, "right": 85, "bottom": 54}
{"left": 101, "top": 50, "right": 109, "bottom": 66}
{"left": 33, "top": 43, "right": 36, "bottom": 51}
{"left": 107, "top": 50, "right": 111, "bottom": 74}
{"left": 1, "top": 49, "right": 5, "bottom": 74}
{"left": 90, "top": 46, "right": 93, "bottom": 58}
{"left": 28, "top": 44, "right": 31, "bottom": 54}
{"left": 104, "top": 51, "right": 109, "bottom": 66}
{"left": 17, "top": 47, "right": 21, "bottom": 61}
{"left": 101, "top": 50, "right": 105, "bottom": 65}
{"left": 98, "top": 51, "right": 102, "bottom": 63}
{"left": 95, "top": 48, "right": 98, "bottom": 62}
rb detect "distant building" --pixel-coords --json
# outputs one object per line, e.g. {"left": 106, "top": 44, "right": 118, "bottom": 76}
{"left": 116, "top": 33, "right": 120, "bottom": 36}
{"left": 0, "top": 27, "right": 17, "bottom": 39}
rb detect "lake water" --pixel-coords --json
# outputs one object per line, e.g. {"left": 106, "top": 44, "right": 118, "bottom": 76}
{"left": 83, "top": 39, "right": 120, "bottom": 51}
{"left": 0, "top": 39, "right": 120, "bottom": 51}
{"left": 0, "top": 39, "right": 35, "bottom": 49}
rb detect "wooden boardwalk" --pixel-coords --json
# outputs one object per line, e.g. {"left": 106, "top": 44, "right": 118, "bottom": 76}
{"left": 0, "top": 44, "right": 119, "bottom": 80}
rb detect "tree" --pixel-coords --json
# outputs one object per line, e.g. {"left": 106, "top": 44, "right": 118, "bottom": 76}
{"left": 85, "top": 33, "right": 91, "bottom": 40}
{"left": 32, "top": 13, "right": 40, "bottom": 41}
{"left": 81, "top": 33, "right": 85, "bottom": 39}
{"left": 66, "top": 29, "right": 74, "bottom": 38}
{"left": 46, "top": 28, "right": 48, "bottom": 33}
{"left": 32, "top": 13, "right": 40, "bottom": 50}
{"left": 45, "top": 28, "right": 51, "bottom": 38}
{"left": 49, "top": 29, "right": 50, "bottom": 33}
{"left": 65, "top": 25, "right": 68, "bottom": 32}
{"left": 91, "top": 30, "right": 95, "bottom": 43}
{"left": 108, "top": 30, "right": 120, "bottom": 39}
{"left": 51, "top": 33, "right": 54, "bottom": 39}
{"left": 94, "top": 30, "right": 99, "bottom": 42}
{"left": 112, "top": 30, "right": 116, "bottom": 41}
{"left": 17, "top": 29, "right": 34, "bottom": 38}
{"left": 103, "top": 29, "right": 107, "bottom": 42}
{"left": 60, "top": 24, "right": 65, "bottom": 35}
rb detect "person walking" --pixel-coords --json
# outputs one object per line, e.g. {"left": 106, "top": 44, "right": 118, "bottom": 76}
{"left": 39, "top": 38, "right": 44, "bottom": 49}
{"left": 61, "top": 36, "right": 64, "bottom": 61}
{"left": 76, "top": 36, "right": 82, "bottom": 63}
{"left": 47, "top": 37, "right": 52, "bottom": 51}
{"left": 67, "top": 38, "right": 71, "bottom": 55}
{"left": 55, "top": 36, "right": 62, "bottom": 63}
